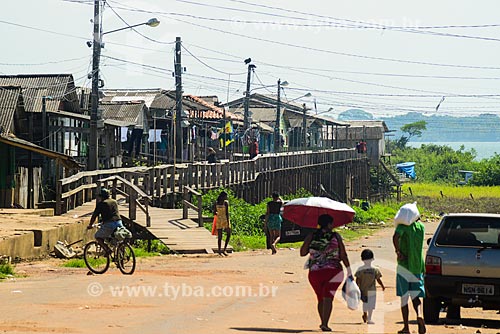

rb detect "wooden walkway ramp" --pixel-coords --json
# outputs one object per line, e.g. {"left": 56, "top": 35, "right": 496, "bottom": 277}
{"left": 134, "top": 206, "right": 232, "bottom": 254}
{"left": 64, "top": 200, "right": 231, "bottom": 254}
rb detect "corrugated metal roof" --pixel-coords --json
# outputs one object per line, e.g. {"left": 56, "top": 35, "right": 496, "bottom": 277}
{"left": 102, "top": 89, "right": 176, "bottom": 110}
{"left": 0, "top": 133, "right": 82, "bottom": 169}
{"left": 100, "top": 102, "right": 146, "bottom": 125}
{"left": 288, "top": 118, "right": 316, "bottom": 128}
{"left": 0, "top": 74, "right": 80, "bottom": 113}
{"left": 0, "top": 86, "right": 22, "bottom": 134}
{"left": 344, "top": 120, "right": 389, "bottom": 132}
{"left": 311, "top": 114, "right": 350, "bottom": 126}
{"left": 47, "top": 109, "right": 131, "bottom": 127}
{"left": 247, "top": 107, "right": 281, "bottom": 122}
{"left": 256, "top": 122, "right": 273, "bottom": 133}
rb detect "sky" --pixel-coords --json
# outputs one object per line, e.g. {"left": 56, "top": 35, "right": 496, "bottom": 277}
{"left": 2, "top": 0, "right": 500, "bottom": 119}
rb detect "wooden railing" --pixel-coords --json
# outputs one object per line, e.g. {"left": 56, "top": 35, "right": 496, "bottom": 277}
{"left": 99, "top": 175, "right": 152, "bottom": 227}
{"left": 56, "top": 166, "right": 150, "bottom": 215}
{"left": 182, "top": 186, "right": 203, "bottom": 227}
{"left": 56, "top": 148, "right": 357, "bottom": 217}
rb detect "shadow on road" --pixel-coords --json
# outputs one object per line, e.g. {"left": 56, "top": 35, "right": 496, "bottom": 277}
{"left": 396, "top": 317, "right": 500, "bottom": 330}
{"left": 230, "top": 327, "right": 319, "bottom": 333}
{"left": 438, "top": 318, "right": 500, "bottom": 330}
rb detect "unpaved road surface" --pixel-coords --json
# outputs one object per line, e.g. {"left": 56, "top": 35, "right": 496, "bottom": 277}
{"left": 1, "top": 220, "right": 499, "bottom": 334}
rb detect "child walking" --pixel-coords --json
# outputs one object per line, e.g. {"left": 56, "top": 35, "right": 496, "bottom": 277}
{"left": 355, "top": 249, "right": 385, "bottom": 324}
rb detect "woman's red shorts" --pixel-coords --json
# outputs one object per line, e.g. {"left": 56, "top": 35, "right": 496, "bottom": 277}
{"left": 308, "top": 267, "right": 344, "bottom": 301}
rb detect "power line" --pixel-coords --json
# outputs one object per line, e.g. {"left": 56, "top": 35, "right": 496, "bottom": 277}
{"left": 103, "top": 1, "right": 500, "bottom": 69}
{"left": 174, "top": 0, "right": 500, "bottom": 43}
{"left": 173, "top": 18, "right": 500, "bottom": 71}
{"left": 223, "top": 0, "right": 500, "bottom": 42}
{"left": 180, "top": 45, "right": 246, "bottom": 75}
{"left": 0, "top": 56, "right": 90, "bottom": 66}
{"left": 179, "top": 52, "right": 500, "bottom": 80}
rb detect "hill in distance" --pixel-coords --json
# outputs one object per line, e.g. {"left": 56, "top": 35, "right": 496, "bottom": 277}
{"left": 337, "top": 110, "right": 500, "bottom": 142}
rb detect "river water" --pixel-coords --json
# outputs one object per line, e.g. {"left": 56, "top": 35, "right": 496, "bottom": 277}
{"left": 407, "top": 141, "right": 499, "bottom": 161}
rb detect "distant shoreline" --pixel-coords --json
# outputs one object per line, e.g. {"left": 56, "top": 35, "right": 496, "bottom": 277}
{"left": 406, "top": 141, "right": 499, "bottom": 161}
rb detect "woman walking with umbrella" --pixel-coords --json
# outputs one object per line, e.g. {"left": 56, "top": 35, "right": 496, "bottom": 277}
{"left": 300, "top": 214, "right": 353, "bottom": 332}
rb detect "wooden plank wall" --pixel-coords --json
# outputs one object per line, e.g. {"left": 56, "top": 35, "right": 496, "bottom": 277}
{"left": 14, "top": 167, "right": 42, "bottom": 208}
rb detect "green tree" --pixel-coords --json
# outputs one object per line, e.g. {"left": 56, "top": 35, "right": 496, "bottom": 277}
{"left": 397, "top": 121, "right": 427, "bottom": 149}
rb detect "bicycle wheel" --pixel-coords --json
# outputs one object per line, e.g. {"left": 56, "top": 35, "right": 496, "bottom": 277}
{"left": 116, "top": 242, "right": 136, "bottom": 275}
{"left": 83, "top": 241, "right": 110, "bottom": 274}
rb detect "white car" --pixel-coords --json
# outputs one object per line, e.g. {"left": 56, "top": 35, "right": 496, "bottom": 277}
{"left": 424, "top": 213, "right": 500, "bottom": 323}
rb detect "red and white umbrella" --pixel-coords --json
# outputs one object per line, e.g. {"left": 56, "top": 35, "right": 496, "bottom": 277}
{"left": 283, "top": 197, "right": 355, "bottom": 229}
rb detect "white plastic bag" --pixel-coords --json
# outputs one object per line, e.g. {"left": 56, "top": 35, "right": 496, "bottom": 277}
{"left": 114, "top": 226, "right": 133, "bottom": 240}
{"left": 341, "top": 277, "right": 361, "bottom": 310}
{"left": 394, "top": 202, "right": 420, "bottom": 226}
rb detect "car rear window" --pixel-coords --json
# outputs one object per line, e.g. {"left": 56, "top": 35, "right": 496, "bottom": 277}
{"left": 435, "top": 216, "right": 500, "bottom": 247}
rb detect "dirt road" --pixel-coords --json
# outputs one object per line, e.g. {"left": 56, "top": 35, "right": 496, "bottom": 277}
{"left": 1, "top": 220, "right": 499, "bottom": 334}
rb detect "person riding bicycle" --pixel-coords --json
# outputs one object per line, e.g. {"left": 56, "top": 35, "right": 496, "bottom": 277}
{"left": 87, "top": 188, "right": 124, "bottom": 255}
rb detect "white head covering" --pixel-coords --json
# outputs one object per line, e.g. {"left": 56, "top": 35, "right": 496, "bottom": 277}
{"left": 394, "top": 202, "right": 420, "bottom": 226}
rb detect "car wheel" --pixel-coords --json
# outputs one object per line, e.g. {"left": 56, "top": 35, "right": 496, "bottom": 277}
{"left": 423, "top": 297, "right": 441, "bottom": 324}
{"left": 446, "top": 305, "right": 461, "bottom": 320}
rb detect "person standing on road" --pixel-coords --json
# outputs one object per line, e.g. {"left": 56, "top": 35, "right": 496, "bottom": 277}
{"left": 355, "top": 249, "right": 385, "bottom": 324}
{"left": 264, "top": 192, "right": 283, "bottom": 254}
{"left": 393, "top": 206, "right": 426, "bottom": 334}
{"left": 87, "top": 188, "right": 123, "bottom": 255}
{"left": 300, "top": 214, "right": 353, "bottom": 332}
{"left": 213, "top": 191, "right": 231, "bottom": 256}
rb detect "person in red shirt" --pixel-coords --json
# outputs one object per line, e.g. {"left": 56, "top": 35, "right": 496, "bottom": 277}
{"left": 249, "top": 138, "right": 259, "bottom": 159}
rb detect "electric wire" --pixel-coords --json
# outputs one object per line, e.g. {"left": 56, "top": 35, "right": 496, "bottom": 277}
{"left": 103, "top": 1, "right": 500, "bottom": 70}
{"left": 180, "top": 45, "right": 246, "bottom": 76}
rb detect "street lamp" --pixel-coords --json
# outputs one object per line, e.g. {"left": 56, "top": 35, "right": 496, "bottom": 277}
{"left": 102, "top": 18, "right": 160, "bottom": 35}
{"left": 88, "top": 0, "right": 159, "bottom": 170}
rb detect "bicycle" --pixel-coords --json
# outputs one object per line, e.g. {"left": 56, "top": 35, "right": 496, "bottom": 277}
{"left": 83, "top": 226, "right": 136, "bottom": 275}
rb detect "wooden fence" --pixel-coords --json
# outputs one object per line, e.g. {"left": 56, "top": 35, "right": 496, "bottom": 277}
{"left": 56, "top": 148, "right": 362, "bottom": 216}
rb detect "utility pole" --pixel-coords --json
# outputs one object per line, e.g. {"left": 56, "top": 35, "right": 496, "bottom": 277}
{"left": 88, "top": 0, "right": 101, "bottom": 170}
{"left": 27, "top": 112, "right": 33, "bottom": 208}
{"left": 41, "top": 96, "right": 50, "bottom": 195}
{"left": 174, "top": 37, "right": 183, "bottom": 161}
{"left": 243, "top": 59, "right": 256, "bottom": 131}
{"left": 275, "top": 79, "right": 282, "bottom": 152}
{"left": 302, "top": 103, "right": 307, "bottom": 148}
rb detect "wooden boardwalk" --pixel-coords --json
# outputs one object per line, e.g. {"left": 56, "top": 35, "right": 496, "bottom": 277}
{"left": 64, "top": 199, "right": 231, "bottom": 254}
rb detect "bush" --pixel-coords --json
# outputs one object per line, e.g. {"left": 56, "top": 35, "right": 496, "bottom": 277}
{"left": 0, "top": 263, "right": 15, "bottom": 278}
{"left": 352, "top": 201, "right": 400, "bottom": 225}
{"left": 202, "top": 188, "right": 313, "bottom": 237}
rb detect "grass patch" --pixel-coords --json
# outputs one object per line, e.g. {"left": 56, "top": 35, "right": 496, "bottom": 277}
{"left": 336, "top": 225, "right": 380, "bottom": 242}
{"left": 62, "top": 259, "right": 87, "bottom": 268}
{"left": 401, "top": 183, "right": 500, "bottom": 214}
{"left": 0, "top": 263, "right": 15, "bottom": 279}
{"left": 229, "top": 224, "right": 384, "bottom": 252}
{"left": 61, "top": 240, "right": 171, "bottom": 268}
{"left": 133, "top": 240, "right": 171, "bottom": 255}
{"left": 403, "top": 183, "right": 500, "bottom": 199}
{"left": 230, "top": 235, "right": 266, "bottom": 252}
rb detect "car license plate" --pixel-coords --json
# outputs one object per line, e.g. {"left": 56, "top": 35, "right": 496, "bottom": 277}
{"left": 285, "top": 230, "right": 300, "bottom": 236}
{"left": 462, "top": 284, "right": 494, "bottom": 295}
